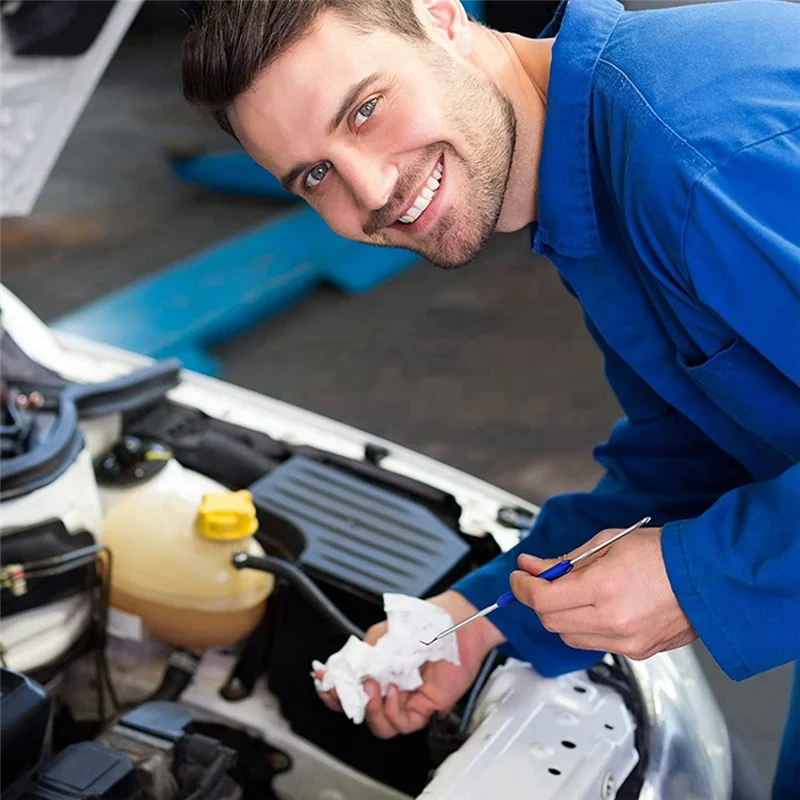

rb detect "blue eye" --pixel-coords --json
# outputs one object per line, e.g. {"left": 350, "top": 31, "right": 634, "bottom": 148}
{"left": 354, "top": 98, "right": 378, "bottom": 128}
{"left": 305, "top": 161, "right": 331, "bottom": 190}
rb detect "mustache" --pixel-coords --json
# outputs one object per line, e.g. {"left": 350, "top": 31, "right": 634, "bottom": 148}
{"left": 363, "top": 144, "right": 445, "bottom": 236}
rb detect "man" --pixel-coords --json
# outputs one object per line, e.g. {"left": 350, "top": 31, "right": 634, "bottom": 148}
{"left": 181, "top": 0, "right": 800, "bottom": 796}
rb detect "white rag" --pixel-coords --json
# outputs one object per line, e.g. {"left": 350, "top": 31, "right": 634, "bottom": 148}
{"left": 312, "top": 593, "right": 460, "bottom": 724}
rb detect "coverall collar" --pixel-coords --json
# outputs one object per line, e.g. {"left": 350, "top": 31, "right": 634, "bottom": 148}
{"left": 533, "top": 0, "right": 624, "bottom": 259}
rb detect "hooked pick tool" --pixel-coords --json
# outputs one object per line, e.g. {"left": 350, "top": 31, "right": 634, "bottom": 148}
{"left": 420, "top": 516, "right": 651, "bottom": 646}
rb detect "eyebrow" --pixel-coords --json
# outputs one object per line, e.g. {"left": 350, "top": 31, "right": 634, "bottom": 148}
{"left": 279, "top": 71, "right": 385, "bottom": 192}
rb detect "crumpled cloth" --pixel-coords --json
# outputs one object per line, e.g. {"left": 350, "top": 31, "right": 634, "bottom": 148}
{"left": 312, "top": 593, "right": 460, "bottom": 724}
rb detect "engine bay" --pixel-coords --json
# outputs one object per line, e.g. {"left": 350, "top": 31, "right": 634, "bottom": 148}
{"left": 0, "top": 315, "right": 646, "bottom": 800}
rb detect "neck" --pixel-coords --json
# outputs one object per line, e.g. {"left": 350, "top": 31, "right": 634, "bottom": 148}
{"left": 469, "top": 23, "right": 553, "bottom": 231}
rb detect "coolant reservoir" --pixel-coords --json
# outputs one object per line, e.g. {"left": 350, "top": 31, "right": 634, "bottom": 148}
{"left": 103, "top": 486, "right": 274, "bottom": 648}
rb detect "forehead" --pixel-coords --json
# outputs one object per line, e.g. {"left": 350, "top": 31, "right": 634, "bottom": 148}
{"left": 229, "top": 12, "right": 411, "bottom": 173}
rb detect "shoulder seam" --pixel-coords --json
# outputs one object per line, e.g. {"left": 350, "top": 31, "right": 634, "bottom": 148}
{"left": 694, "top": 121, "right": 800, "bottom": 178}
{"left": 595, "top": 58, "right": 710, "bottom": 291}
{"left": 681, "top": 122, "right": 800, "bottom": 295}
{"left": 596, "top": 58, "right": 713, "bottom": 170}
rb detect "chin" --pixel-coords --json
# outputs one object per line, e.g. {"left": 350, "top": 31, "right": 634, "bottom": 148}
{"left": 370, "top": 238, "right": 478, "bottom": 271}
{"left": 425, "top": 249, "right": 482, "bottom": 271}
{"left": 369, "top": 209, "right": 494, "bottom": 271}
{"left": 397, "top": 233, "right": 486, "bottom": 271}
{"left": 424, "top": 224, "right": 494, "bottom": 271}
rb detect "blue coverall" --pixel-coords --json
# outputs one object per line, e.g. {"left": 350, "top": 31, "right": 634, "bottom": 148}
{"left": 452, "top": 1, "right": 800, "bottom": 796}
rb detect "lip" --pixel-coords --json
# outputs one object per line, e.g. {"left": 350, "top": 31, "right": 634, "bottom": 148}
{"left": 387, "top": 154, "right": 445, "bottom": 236}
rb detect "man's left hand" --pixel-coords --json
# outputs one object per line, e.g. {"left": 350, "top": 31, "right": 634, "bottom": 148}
{"left": 509, "top": 527, "right": 697, "bottom": 661}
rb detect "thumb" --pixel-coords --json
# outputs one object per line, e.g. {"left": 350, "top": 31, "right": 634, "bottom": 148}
{"left": 517, "top": 528, "right": 618, "bottom": 576}
{"left": 516, "top": 552, "right": 563, "bottom": 577}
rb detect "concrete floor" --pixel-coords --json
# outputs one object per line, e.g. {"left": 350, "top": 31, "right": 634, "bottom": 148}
{"left": 0, "top": 9, "right": 793, "bottom": 794}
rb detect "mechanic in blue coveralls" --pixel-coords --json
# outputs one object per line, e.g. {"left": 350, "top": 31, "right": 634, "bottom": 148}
{"left": 181, "top": 0, "right": 800, "bottom": 795}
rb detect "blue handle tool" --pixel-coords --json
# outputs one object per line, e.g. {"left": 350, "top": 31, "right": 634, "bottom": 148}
{"left": 420, "top": 516, "right": 651, "bottom": 646}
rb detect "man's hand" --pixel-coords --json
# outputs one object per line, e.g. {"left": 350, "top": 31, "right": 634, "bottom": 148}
{"left": 316, "top": 590, "right": 505, "bottom": 739}
{"left": 510, "top": 527, "right": 697, "bottom": 661}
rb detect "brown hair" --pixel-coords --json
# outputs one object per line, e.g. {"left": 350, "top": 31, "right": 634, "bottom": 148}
{"left": 182, "top": 0, "right": 428, "bottom": 137}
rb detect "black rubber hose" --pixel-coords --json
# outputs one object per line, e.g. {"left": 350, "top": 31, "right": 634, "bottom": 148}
{"left": 146, "top": 649, "right": 202, "bottom": 703}
{"left": 231, "top": 552, "right": 365, "bottom": 641}
{"left": 458, "top": 649, "right": 498, "bottom": 734}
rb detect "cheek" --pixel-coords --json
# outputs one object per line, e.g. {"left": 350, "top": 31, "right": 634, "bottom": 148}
{"left": 315, "top": 189, "right": 368, "bottom": 240}
{"left": 383, "top": 113, "right": 439, "bottom": 151}
{"left": 378, "top": 88, "right": 449, "bottom": 153}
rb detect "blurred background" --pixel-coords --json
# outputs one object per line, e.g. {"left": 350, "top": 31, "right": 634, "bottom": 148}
{"left": 0, "top": 0, "right": 793, "bottom": 790}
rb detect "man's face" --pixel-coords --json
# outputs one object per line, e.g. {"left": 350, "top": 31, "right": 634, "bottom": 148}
{"left": 230, "top": 10, "right": 516, "bottom": 270}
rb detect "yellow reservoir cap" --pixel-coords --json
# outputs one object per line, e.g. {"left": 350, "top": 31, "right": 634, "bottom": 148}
{"left": 195, "top": 490, "right": 259, "bottom": 540}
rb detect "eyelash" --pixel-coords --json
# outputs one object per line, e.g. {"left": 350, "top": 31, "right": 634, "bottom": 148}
{"left": 303, "top": 96, "right": 380, "bottom": 192}
{"left": 354, "top": 96, "right": 378, "bottom": 129}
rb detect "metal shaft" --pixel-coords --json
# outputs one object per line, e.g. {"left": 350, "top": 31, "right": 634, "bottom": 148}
{"left": 570, "top": 516, "right": 651, "bottom": 566}
{"left": 420, "top": 602, "right": 499, "bottom": 646}
{"left": 421, "top": 515, "right": 652, "bottom": 647}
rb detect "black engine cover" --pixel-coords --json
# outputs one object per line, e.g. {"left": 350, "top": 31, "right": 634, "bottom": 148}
{"left": 247, "top": 456, "right": 479, "bottom": 796}
{"left": 249, "top": 455, "right": 471, "bottom": 603}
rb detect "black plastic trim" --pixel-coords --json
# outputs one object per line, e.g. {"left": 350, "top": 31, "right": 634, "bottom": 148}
{"left": 67, "top": 358, "right": 182, "bottom": 419}
{"left": 0, "top": 395, "right": 84, "bottom": 502}
{"left": 1, "top": 359, "right": 182, "bottom": 501}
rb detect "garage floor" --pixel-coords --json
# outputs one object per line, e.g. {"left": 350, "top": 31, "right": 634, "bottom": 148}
{"left": 1, "top": 10, "right": 793, "bottom": 795}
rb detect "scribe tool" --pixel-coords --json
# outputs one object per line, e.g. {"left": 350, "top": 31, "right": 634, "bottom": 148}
{"left": 420, "top": 515, "right": 651, "bottom": 646}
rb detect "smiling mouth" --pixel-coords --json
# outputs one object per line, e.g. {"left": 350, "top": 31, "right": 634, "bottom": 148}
{"left": 396, "top": 159, "right": 443, "bottom": 225}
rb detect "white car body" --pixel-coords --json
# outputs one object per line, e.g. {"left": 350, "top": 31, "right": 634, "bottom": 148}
{"left": 0, "top": 285, "right": 732, "bottom": 800}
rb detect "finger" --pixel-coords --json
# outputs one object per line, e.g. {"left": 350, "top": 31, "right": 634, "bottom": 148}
{"left": 515, "top": 553, "right": 563, "bottom": 577}
{"left": 384, "top": 684, "right": 435, "bottom": 735}
{"left": 364, "top": 621, "right": 388, "bottom": 646}
{"left": 313, "top": 669, "right": 344, "bottom": 713}
{"left": 560, "top": 631, "right": 632, "bottom": 655}
{"left": 363, "top": 680, "right": 399, "bottom": 740}
{"left": 564, "top": 625, "right": 690, "bottom": 662}
{"left": 510, "top": 568, "right": 596, "bottom": 614}
{"left": 382, "top": 685, "right": 419, "bottom": 735}
{"left": 319, "top": 689, "right": 343, "bottom": 713}
{"left": 403, "top": 690, "right": 440, "bottom": 731}
{"left": 538, "top": 605, "right": 602, "bottom": 635}
{"left": 568, "top": 530, "right": 627, "bottom": 570}
{"left": 516, "top": 527, "right": 627, "bottom": 579}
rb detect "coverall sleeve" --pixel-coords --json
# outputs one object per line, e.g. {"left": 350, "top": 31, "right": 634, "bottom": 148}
{"left": 660, "top": 129, "right": 800, "bottom": 681}
{"left": 453, "top": 318, "right": 757, "bottom": 677}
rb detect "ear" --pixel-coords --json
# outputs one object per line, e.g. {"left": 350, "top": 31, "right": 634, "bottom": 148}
{"left": 415, "top": 0, "right": 472, "bottom": 57}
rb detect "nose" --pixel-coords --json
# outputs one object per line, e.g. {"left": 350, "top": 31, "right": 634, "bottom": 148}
{"left": 336, "top": 150, "right": 398, "bottom": 212}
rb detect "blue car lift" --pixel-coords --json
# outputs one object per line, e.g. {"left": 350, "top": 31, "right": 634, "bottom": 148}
{"left": 54, "top": 0, "right": 482, "bottom": 376}
{"left": 170, "top": 149, "right": 295, "bottom": 201}
{"left": 54, "top": 208, "right": 418, "bottom": 376}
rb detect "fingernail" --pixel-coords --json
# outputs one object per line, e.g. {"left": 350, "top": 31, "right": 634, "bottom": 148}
{"left": 519, "top": 553, "right": 539, "bottom": 565}
{"left": 387, "top": 684, "right": 397, "bottom": 697}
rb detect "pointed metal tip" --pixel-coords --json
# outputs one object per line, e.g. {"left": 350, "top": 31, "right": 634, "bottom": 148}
{"left": 420, "top": 638, "right": 435, "bottom": 647}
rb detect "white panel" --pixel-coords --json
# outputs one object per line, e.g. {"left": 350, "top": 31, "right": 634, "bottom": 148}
{"left": 0, "top": 0, "right": 143, "bottom": 217}
{"left": 421, "top": 660, "right": 638, "bottom": 800}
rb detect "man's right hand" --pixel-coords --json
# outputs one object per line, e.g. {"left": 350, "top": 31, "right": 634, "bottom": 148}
{"left": 315, "top": 590, "right": 506, "bottom": 739}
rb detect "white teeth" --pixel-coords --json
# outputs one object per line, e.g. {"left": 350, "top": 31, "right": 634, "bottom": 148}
{"left": 398, "top": 160, "right": 444, "bottom": 224}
